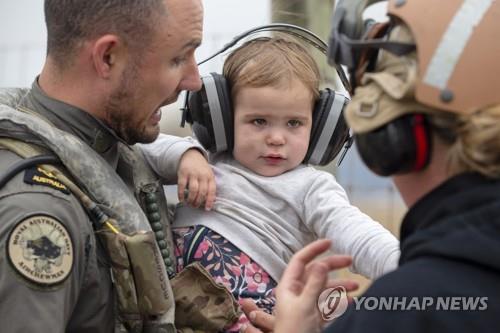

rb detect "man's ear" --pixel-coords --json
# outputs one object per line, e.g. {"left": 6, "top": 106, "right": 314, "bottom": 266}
{"left": 91, "top": 34, "right": 124, "bottom": 79}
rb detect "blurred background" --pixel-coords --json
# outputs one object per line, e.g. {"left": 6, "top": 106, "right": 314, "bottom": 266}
{"left": 0, "top": 0, "right": 403, "bottom": 292}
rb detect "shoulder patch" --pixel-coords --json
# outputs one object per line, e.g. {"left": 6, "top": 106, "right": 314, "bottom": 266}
{"left": 7, "top": 215, "right": 74, "bottom": 287}
{"left": 24, "top": 166, "right": 70, "bottom": 194}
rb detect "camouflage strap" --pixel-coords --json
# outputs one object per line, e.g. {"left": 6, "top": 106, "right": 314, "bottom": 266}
{"left": 117, "top": 144, "right": 177, "bottom": 278}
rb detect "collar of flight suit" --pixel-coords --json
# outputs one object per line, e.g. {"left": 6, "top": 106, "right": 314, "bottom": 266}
{"left": 25, "top": 78, "right": 127, "bottom": 169}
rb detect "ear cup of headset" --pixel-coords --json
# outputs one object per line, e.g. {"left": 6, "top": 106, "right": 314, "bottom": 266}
{"left": 186, "top": 73, "right": 233, "bottom": 153}
{"left": 355, "top": 114, "right": 432, "bottom": 176}
{"left": 304, "top": 88, "right": 350, "bottom": 165}
{"left": 186, "top": 85, "right": 215, "bottom": 151}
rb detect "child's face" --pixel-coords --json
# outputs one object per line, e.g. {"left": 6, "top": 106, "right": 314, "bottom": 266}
{"left": 232, "top": 79, "right": 313, "bottom": 177}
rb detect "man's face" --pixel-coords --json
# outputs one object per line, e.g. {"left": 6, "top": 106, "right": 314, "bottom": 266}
{"left": 232, "top": 79, "right": 313, "bottom": 177}
{"left": 106, "top": 0, "right": 203, "bottom": 144}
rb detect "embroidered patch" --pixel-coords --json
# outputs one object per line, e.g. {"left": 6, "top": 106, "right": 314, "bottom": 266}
{"left": 24, "top": 166, "right": 70, "bottom": 194}
{"left": 7, "top": 215, "right": 74, "bottom": 286}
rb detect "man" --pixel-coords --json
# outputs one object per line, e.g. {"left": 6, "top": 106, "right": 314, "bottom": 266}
{"left": 242, "top": 0, "right": 500, "bottom": 332}
{"left": 0, "top": 0, "right": 226, "bottom": 332}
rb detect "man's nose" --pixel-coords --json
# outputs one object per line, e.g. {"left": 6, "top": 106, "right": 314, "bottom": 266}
{"left": 180, "top": 57, "right": 202, "bottom": 92}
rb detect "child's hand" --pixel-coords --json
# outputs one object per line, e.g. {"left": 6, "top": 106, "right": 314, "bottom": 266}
{"left": 177, "top": 148, "right": 216, "bottom": 210}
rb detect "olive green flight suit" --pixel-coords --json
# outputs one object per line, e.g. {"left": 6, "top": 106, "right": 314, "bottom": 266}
{"left": 0, "top": 82, "right": 182, "bottom": 332}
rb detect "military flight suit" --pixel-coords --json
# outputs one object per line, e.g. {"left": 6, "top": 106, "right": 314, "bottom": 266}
{"left": 0, "top": 81, "right": 197, "bottom": 332}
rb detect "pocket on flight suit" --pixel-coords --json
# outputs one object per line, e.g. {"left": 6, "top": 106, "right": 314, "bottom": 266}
{"left": 172, "top": 262, "right": 241, "bottom": 333}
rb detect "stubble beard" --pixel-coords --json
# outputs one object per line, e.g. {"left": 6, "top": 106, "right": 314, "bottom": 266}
{"left": 105, "top": 65, "right": 160, "bottom": 145}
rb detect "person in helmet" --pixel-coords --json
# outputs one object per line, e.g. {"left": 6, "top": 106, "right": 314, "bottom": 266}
{"left": 241, "top": 0, "right": 500, "bottom": 332}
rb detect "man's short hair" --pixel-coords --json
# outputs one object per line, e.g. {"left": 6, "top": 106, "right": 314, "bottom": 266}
{"left": 44, "top": 0, "right": 167, "bottom": 68}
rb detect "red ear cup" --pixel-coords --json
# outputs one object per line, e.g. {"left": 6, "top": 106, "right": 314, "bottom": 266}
{"left": 411, "top": 114, "right": 430, "bottom": 171}
{"left": 355, "top": 114, "right": 432, "bottom": 176}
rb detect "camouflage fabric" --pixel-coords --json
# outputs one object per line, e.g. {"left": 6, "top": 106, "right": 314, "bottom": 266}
{"left": 0, "top": 88, "right": 30, "bottom": 107}
{"left": 125, "top": 231, "right": 172, "bottom": 315}
{"left": 172, "top": 262, "right": 241, "bottom": 333}
{"left": 99, "top": 230, "right": 143, "bottom": 332}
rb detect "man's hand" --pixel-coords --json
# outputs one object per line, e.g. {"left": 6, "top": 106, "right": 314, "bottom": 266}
{"left": 177, "top": 148, "right": 216, "bottom": 210}
{"left": 241, "top": 240, "right": 357, "bottom": 333}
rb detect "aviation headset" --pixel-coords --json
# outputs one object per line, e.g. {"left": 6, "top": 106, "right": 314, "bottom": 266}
{"left": 181, "top": 23, "right": 353, "bottom": 166}
{"left": 328, "top": 0, "right": 431, "bottom": 176}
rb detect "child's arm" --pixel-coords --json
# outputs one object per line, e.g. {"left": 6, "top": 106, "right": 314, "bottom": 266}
{"left": 139, "top": 134, "right": 216, "bottom": 210}
{"left": 305, "top": 173, "right": 400, "bottom": 280}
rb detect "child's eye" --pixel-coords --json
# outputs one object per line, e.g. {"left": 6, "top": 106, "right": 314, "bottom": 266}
{"left": 253, "top": 119, "right": 267, "bottom": 126}
{"left": 288, "top": 120, "right": 302, "bottom": 127}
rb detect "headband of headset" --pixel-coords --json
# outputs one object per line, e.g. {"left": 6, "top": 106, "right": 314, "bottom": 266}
{"left": 196, "top": 23, "right": 351, "bottom": 91}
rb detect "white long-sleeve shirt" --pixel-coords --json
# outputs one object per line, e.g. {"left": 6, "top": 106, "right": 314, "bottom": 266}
{"left": 138, "top": 133, "right": 206, "bottom": 183}
{"left": 142, "top": 139, "right": 400, "bottom": 281}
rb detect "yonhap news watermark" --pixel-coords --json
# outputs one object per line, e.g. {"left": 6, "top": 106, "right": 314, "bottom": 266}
{"left": 318, "top": 287, "right": 488, "bottom": 321}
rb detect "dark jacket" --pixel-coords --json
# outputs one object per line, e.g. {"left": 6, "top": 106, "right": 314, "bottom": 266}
{"left": 327, "top": 173, "right": 500, "bottom": 333}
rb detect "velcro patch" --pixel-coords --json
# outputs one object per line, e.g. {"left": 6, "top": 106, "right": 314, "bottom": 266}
{"left": 7, "top": 215, "right": 74, "bottom": 287}
{"left": 24, "top": 166, "right": 70, "bottom": 194}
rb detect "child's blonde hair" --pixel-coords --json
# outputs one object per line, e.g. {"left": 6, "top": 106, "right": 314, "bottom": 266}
{"left": 223, "top": 34, "right": 321, "bottom": 107}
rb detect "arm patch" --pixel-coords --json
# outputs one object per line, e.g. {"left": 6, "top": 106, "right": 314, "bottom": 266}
{"left": 6, "top": 214, "right": 74, "bottom": 288}
{"left": 24, "top": 166, "right": 70, "bottom": 194}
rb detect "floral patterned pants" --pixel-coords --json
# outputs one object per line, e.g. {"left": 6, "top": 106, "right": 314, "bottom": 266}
{"left": 173, "top": 225, "right": 277, "bottom": 332}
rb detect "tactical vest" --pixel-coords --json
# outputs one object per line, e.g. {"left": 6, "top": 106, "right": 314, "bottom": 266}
{"left": 0, "top": 89, "right": 240, "bottom": 333}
